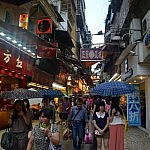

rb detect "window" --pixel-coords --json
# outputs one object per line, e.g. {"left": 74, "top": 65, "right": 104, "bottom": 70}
{"left": 5, "top": 11, "right": 12, "bottom": 24}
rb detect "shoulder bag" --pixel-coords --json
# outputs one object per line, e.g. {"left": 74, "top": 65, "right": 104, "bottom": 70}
{"left": 69, "top": 108, "right": 81, "bottom": 130}
{"left": 1, "top": 127, "right": 13, "bottom": 150}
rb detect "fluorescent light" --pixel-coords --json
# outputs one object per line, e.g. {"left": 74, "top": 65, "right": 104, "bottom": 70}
{"left": 18, "top": 44, "right": 22, "bottom": 47}
{"left": 12, "top": 40, "right": 17, "bottom": 43}
{"left": 6, "top": 36, "right": 11, "bottom": 40}
{"left": 31, "top": 52, "right": 36, "bottom": 56}
{"left": 109, "top": 73, "right": 120, "bottom": 82}
{"left": 52, "top": 82, "right": 64, "bottom": 89}
{"left": 0, "top": 32, "right": 5, "bottom": 36}
{"left": 23, "top": 47, "right": 27, "bottom": 50}
{"left": 27, "top": 49, "right": 31, "bottom": 53}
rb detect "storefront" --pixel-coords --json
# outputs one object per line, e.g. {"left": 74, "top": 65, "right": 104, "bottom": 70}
{"left": 0, "top": 42, "right": 33, "bottom": 91}
{"left": 119, "top": 48, "right": 150, "bottom": 129}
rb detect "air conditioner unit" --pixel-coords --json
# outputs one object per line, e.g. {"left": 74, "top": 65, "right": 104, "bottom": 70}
{"left": 130, "top": 18, "right": 142, "bottom": 43}
{"left": 142, "top": 10, "right": 150, "bottom": 35}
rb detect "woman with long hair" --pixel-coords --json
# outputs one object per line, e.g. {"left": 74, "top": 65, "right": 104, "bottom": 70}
{"left": 8, "top": 100, "right": 31, "bottom": 150}
{"left": 93, "top": 101, "right": 109, "bottom": 150}
{"left": 109, "top": 97, "right": 124, "bottom": 150}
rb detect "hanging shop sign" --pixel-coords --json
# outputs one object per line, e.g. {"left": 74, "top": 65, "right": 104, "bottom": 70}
{"left": 127, "top": 93, "right": 141, "bottom": 126}
{"left": 122, "top": 59, "right": 133, "bottom": 81}
{"left": 80, "top": 48, "right": 103, "bottom": 61}
{"left": 37, "top": 45, "right": 57, "bottom": 58}
{"left": 36, "top": 18, "right": 52, "bottom": 34}
{"left": 19, "top": 13, "right": 29, "bottom": 29}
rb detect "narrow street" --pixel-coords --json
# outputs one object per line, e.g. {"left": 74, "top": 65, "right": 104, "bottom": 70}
{"left": 0, "top": 121, "right": 150, "bottom": 150}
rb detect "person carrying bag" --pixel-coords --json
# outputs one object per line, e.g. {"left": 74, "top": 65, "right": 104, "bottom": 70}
{"left": 1, "top": 127, "right": 13, "bottom": 150}
{"left": 68, "top": 108, "right": 81, "bottom": 130}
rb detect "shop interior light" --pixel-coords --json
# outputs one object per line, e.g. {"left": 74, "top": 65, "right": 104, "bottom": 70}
{"left": 18, "top": 44, "right": 22, "bottom": 47}
{"left": 0, "top": 32, "right": 5, "bottom": 36}
{"left": 52, "top": 82, "right": 64, "bottom": 89}
{"left": 12, "top": 40, "right": 17, "bottom": 43}
{"left": 4, "top": 68, "right": 8, "bottom": 70}
{"left": 11, "top": 70, "right": 15, "bottom": 72}
{"left": 6, "top": 36, "right": 11, "bottom": 40}
{"left": 140, "top": 76, "right": 143, "bottom": 80}
{"left": 134, "top": 80, "right": 136, "bottom": 82}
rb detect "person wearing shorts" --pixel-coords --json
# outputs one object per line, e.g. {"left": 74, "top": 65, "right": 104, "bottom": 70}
{"left": 93, "top": 101, "right": 109, "bottom": 150}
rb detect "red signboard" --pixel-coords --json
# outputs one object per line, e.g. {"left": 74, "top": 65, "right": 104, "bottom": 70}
{"left": 0, "top": 48, "right": 32, "bottom": 76}
{"left": 37, "top": 46, "right": 57, "bottom": 58}
{"left": 80, "top": 48, "right": 103, "bottom": 61}
{"left": 36, "top": 18, "right": 52, "bottom": 34}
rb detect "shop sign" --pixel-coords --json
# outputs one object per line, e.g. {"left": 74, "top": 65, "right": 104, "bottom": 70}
{"left": 122, "top": 59, "right": 133, "bottom": 81}
{"left": 37, "top": 46, "right": 57, "bottom": 58}
{"left": 36, "top": 18, "right": 52, "bottom": 34}
{"left": 127, "top": 93, "right": 141, "bottom": 126}
{"left": 144, "top": 34, "right": 150, "bottom": 48}
{"left": 19, "top": 13, "right": 29, "bottom": 29}
{"left": 80, "top": 48, "right": 103, "bottom": 61}
{"left": 122, "top": 68, "right": 133, "bottom": 81}
{"left": 4, "top": 52, "right": 22, "bottom": 69}
{"left": 0, "top": 49, "right": 32, "bottom": 76}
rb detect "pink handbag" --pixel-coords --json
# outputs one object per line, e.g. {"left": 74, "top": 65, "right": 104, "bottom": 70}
{"left": 84, "top": 129, "right": 93, "bottom": 144}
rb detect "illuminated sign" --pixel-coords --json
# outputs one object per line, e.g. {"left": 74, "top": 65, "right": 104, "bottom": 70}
{"left": 80, "top": 48, "right": 103, "bottom": 61}
{"left": 19, "top": 14, "right": 28, "bottom": 29}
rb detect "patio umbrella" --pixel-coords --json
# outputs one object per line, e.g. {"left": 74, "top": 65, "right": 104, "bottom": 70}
{"left": 38, "top": 89, "right": 64, "bottom": 98}
{"left": 92, "top": 81, "right": 136, "bottom": 96}
{"left": 0, "top": 88, "right": 42, "bottom": 99}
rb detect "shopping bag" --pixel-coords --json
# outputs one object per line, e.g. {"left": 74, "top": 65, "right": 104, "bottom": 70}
{"left": 84, "top": 129, "right": 93, "bottom": 144}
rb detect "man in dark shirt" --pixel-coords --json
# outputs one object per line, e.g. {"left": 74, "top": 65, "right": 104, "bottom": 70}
{"left": 68, "top": 98, "right": 89, "bottom": 150}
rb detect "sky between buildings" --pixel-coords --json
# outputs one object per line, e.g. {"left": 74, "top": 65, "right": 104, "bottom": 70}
{"left": 85, "top": 0, "right": 110, "bottom": 46}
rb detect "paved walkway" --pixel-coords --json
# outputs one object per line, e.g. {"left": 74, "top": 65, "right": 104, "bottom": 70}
{"left": 0, "top": 122, "right": 150, "bottom": 150}
{"left": 125, "top": 127, "right": 150, "bottom": 150}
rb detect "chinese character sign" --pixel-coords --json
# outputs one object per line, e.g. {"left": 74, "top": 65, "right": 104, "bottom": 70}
{"left": 127, "top": 94, "right": 141, "bottom": 126}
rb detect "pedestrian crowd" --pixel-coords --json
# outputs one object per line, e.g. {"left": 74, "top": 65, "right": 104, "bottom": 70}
{"left": 4, "top": 95, "right": 126, "bottom": 150}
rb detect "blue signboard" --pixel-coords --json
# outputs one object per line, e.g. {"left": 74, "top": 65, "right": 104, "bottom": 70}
{"left": 127, "top": 93, "right": 141, "bottom": 126}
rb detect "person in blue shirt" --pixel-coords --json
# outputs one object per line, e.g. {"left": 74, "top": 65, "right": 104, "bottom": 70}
{"left": 68, "top": 98, "right": 89, "bottom": 150}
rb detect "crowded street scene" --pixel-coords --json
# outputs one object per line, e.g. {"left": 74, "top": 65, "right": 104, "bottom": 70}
{"left": 0, "top": 0, "right": 150, "bottom": 150}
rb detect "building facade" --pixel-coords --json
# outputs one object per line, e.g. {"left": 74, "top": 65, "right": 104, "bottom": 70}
{"left": 104, "top": 0, "right": 150, "bottom": 131}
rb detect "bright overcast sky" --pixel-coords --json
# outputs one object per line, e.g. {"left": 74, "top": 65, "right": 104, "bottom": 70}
{"left": 85, "top": 0, "right": 110, "bottom": 45}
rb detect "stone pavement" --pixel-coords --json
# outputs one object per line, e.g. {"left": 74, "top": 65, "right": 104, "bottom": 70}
{"left": 125, "top": 127, "right": 150, "bottom": 150}
{"left": 61, "top": 126, "right": 150, "bottom": 150}
{"left": 0, "top": 122, "right": 150, "bottom": 150}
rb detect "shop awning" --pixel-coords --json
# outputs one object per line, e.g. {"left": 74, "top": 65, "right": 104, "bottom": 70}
{"left": 0, "top": 19, "right": 55, "bottom": 48}
{"left": 0, "top": 0, "right": 32, "bottom": 5}
{"left": 115, "top": 43, "right": 136, "bottom": 65}
{"left": 54, "top": 30, "right": 74, "bottom": 48}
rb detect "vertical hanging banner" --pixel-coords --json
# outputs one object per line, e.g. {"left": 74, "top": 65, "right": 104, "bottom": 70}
{"left": 127, "top": 93, "right": 141, "bottom": 126}
{"left": 19, "top": 14, "right": 29, "bottom": 29}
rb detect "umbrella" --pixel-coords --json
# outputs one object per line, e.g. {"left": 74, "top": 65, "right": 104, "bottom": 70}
{"left": 38, "top": 89, "right": 64, "bottom": 98}
{"left": 0, "top": 88, "right": 42, "bottom": 99}
{"left": 92, "top": 81, "right": 136, "bottom": 96}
